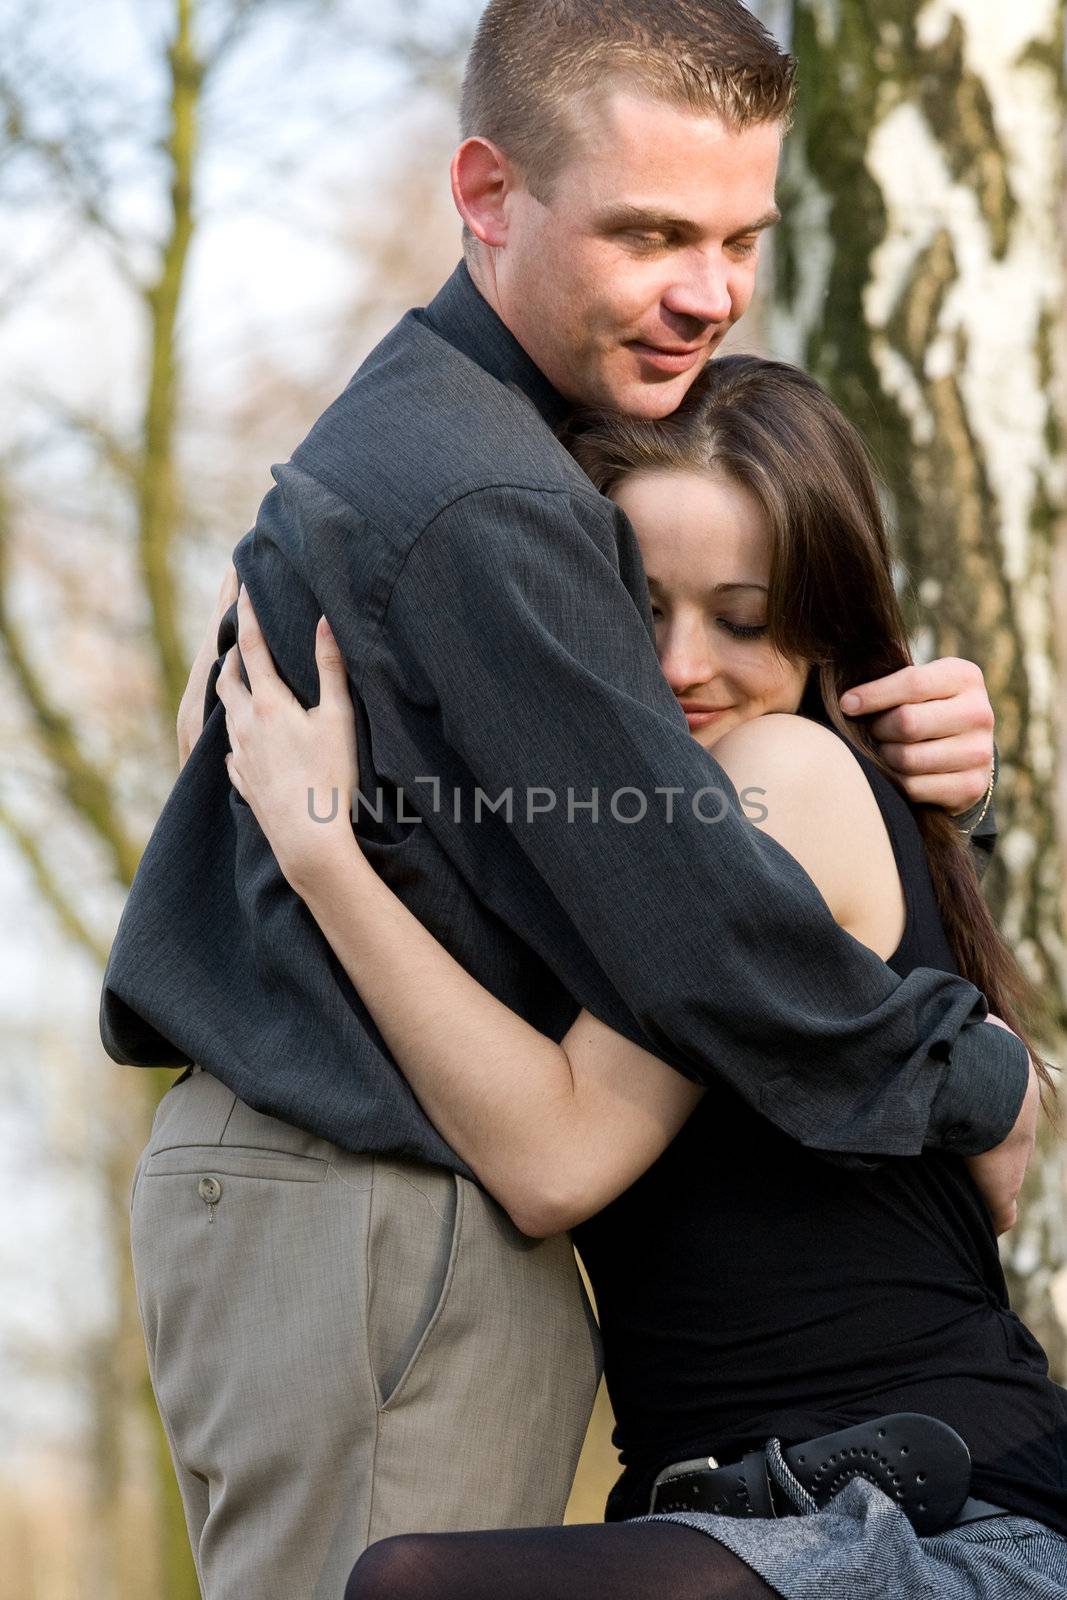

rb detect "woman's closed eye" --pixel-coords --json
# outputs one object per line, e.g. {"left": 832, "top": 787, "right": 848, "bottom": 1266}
{"left": 718, "top": 618, "right": 768, "bottom": 640}
{"left": 650, "top": 605, "right": 767, "bottom": 640}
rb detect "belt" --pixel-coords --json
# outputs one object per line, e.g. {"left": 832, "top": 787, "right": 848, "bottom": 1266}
{"left": 648, "top": 1413, "right": 1011, "bottom": 1536}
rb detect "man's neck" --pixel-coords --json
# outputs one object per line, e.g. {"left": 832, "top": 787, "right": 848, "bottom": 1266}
{"left": 420, "top": 261, "right": 572, "bottom": 434}
{"left": 464, "top": 247, "right": 505, "bottom": 327}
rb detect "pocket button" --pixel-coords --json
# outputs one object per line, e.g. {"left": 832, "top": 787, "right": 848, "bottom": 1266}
{"left": 198, "top": 1176, "right": 223, "bottom": 1205}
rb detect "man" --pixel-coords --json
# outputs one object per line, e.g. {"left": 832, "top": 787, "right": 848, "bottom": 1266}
{"left": 101, "top": 3, "right": 1034, "bottom": 1596}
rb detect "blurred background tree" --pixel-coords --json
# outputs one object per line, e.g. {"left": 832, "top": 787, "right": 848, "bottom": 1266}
{"left": 0, "top": 1, "right": 473, "bottom": 1593}
{"left": 0, "top": 0, "right": 1063, "bottom": 1593}
{"left": 769, "top": 0, "right": 1067, "bottom": 1366}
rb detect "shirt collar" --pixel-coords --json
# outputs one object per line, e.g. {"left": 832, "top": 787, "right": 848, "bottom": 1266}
{"left": 419, "top": 261, "right": 573, "bottom": 434}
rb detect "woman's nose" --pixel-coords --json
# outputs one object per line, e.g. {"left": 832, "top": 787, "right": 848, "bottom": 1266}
{"left": 658, "top": 625, "right": 716, "bottom": 696}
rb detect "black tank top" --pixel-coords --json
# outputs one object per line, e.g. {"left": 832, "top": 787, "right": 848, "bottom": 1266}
{"left": 575, "top": 730, "right": 1067, "bottom": 1532}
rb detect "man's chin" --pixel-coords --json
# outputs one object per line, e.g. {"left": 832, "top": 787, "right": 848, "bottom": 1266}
{"left": 609, "top": 370, "right": 705, "bottom": 420}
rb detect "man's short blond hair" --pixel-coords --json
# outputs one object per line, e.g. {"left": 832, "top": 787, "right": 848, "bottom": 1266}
{"left": 460, "top": 0, "right": 796, "bottom": 201}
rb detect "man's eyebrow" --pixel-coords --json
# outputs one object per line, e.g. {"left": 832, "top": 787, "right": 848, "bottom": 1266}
{"left": 596, "top": 204, "right": 781, "bottom": 237}
{"left": 596, "top": 204, "right": 698, "bottom": 233}
{"left": 727, "top": 208, "right": 781, "bottom": 239}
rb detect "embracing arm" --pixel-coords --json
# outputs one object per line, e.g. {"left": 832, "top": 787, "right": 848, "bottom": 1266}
{"left": 216, "top": 642, "right": 891, "bottom": 1235}
{"left": 218, "top": 596, "right": 701, "bottom": 1234}
{"left": 205, "top": 470, "right": 1028, "bottom": 1195}
{"left": 370, "top": 488, "right": 1027, "bottom": 1162}
{"left": 221, "top": 583, "right": 1036, "bottom": 1232}
{"left": 296, "top": 833, "right": 702, "bottom": 1236}
{"left": 285, "top": 712, "right": 914, "bottom": 1235}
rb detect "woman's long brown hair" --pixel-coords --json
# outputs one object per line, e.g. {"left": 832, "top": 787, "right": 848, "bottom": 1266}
{"left": 569, "top": 355, "right": 1055, "bottom": 1112}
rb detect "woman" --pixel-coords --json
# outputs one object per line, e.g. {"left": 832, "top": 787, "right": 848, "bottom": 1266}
{"left": 217, "top": 357, "right": 1067, "bottom": 1599}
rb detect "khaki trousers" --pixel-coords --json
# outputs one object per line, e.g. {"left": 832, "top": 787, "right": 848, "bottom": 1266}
{"left": 130, "top": 1068, "right": 602, "bottom": 1600}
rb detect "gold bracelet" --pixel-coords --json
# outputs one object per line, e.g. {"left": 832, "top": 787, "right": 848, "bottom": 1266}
{"left": 958, "top": 760, "right": 996, "bottom": 835}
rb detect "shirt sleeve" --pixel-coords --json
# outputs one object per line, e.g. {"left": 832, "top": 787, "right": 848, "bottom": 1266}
{"left": 956, "top": 745, "right": 999, "bottom": 881}
{"left": 370, "top": 483, "right": 1028, "bottom": 1161}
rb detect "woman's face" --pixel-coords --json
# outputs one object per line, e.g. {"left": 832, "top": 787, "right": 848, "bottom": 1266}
{"left": 611, "top": 467, "right": 809, "bottom": 752}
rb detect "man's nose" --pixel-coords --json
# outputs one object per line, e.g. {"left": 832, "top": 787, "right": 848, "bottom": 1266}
{"left": 661, "top": 251, "right": 733, "bottom": 330}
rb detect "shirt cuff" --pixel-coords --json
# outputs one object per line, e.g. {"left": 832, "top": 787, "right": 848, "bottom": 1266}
{"left": 954, "top": 744, "right": 999, "bottom": 832}
{"left": 928, "top": 1019, "right": 1030, "bottom": 1156}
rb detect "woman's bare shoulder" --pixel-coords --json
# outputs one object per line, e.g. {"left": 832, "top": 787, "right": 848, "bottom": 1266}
{"left": 712, "top": 711, "right": 871, "bottom": 802}
{"left": 712, "top": 713, "right": 904, "bottom": 948}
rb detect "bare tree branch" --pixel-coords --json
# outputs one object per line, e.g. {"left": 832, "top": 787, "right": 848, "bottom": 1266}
{"left": 0, "top": 77, "right": 147, "bottom": 296}
{"left": 31, "top": 391, "right": 140, "bottom": 486}
{"left": 0, "top": 486, "right": 142, "bottom": 886}
{"left": 137, "top": 0, "right": 203, "bottom": 723}
{"left": 0, "top": 801, "right": 109, "bottom": 966}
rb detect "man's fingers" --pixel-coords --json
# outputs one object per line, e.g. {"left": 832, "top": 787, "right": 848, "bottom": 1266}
{"left": 867, "top": 679, "right": 994, "bottom": 812}
{"left": 840, "top": 664, "right": 926, "bottom": 717}
{"left": 890, "top": 771, "right": 991, "bottom": 811}
{"left": 878, "top": 733, "right": 993, "bottom": 778}
{"left": 967, "top": 1157, "right": 1022, "bottom": 1237}
{"left": 866, "top": 689, "right": 990, "bottom": 744}
{"left": 840, "top": 657, "right": 985, "bottom": 718}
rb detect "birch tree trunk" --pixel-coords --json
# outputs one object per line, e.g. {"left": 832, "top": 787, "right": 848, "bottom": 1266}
{"left": 770, "top": 0, "right": 1067, "bottom": 1367}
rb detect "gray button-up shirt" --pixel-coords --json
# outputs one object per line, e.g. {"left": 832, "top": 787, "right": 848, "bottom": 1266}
{"left": 99, "top": 263, "right": 1027, "bottom": 1172}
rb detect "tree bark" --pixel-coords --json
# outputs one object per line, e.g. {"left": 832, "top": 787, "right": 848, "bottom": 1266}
{"left": 772, "top": 0, "right": 1067, "bottom": 1366}
{"left": 139, "top": 0, "right": 203, "bottom": 727}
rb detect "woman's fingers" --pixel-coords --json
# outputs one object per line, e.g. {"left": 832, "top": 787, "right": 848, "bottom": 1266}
{"left": 219, "top": 562, "right": 240, "bottom": 609}
{"left": 314, "top": 616, "right": 360, "bottom": 793}
{"left": 225, "top": 597, "right": 345, "bottom": 724}
{"left": 215, "top": 646, "right": 252, "bottom": 752}
{"left": 176, "top": 562, "right": 242, "bottom": 770}
{"left": 215, "top": 644, "right": 245, "bottom": 704}
{"left": 224, "top": 750, "right": 242, "bottom": 794}
{"left": 314, "top": 616, "right": 351, "bottom": 707}
{"left": 224, "top": 750, "right": 253, "bottom": 811}
{"left": 235, "top": 585, "right": 293, "bottom": 704}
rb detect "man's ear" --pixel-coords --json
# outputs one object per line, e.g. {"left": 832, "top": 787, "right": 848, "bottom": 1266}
{"left": 450, "top": 137, "right": 520, "bottom": 249}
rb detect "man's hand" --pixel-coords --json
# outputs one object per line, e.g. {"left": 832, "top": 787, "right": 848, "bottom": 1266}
{"left": 840, "top": 657, "right": 994, "bottom": 814}
{"left": 176, "top": 563, "right": 240, "bottom": 771}
{"left": 965, "top": 1016, "right": 1040, "bottom": 1235}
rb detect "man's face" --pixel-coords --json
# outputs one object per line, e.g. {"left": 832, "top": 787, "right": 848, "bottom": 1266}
{"left": 492, "top": 90, "right": 782, "bottom": 418}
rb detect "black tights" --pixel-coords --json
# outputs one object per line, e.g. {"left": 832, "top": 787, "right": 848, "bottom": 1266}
{"left": 345, "top": 1519, "right": 783, "bottom": 1600}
